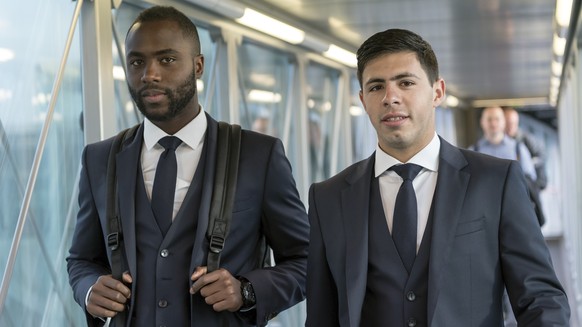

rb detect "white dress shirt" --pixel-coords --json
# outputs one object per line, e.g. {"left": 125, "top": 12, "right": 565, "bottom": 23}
{"left": 141, "top": 111, "right": 207, "bottom": 221}
{"left": 374, "top": 133, "right": 440, "bottom": 252}
{"left": 85, "top": 111, "right": 208, "bottom": 314}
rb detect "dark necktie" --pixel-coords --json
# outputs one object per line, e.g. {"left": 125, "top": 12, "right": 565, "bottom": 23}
{"left": 151, "top": 136, "right": 182, "bottom": 236}
{"left": 390, "top": 163, "right": 423, "bottom": 274}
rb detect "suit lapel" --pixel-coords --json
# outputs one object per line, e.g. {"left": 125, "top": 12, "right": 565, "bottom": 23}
{"left": 427, "top": 138, "right": 470, "bottom": 324}
{"left": 342, "top": 156, "right": 374, "bottom": 327}
{"left": 189, "top": 113, "right": 218, "bottom": 271}
{"left": 115, "top": 116, "right": 217, "bottom": 283}
{"left": 116, "top": 124, "right": 144, "bottom": 278}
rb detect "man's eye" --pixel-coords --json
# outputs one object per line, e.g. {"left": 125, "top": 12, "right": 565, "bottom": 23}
{"left": 129, "top": 59, "right": 143, "bottom": 67}
{"left": 401, "top": 81, "right": 414, "bottom": 87}
{"left": 369, "top": 85, "right": 382, "bottom": 92}
{"left": 161, "top": 57, "right": 176, "bottom": 64}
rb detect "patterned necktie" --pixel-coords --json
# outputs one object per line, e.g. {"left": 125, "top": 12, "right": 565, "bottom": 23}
{"left": 390, "top": 163, "right": 423, "bottom": 274}
{"left": 151, "top": 136, "right": 182, "bottom": 236}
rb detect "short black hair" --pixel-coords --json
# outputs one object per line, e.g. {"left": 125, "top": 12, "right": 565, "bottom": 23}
{"left": 356, "top": 29, "right": 439, "bottom": 88}
{"left": 128, "top": 6, "right": 201, "bottom": 54}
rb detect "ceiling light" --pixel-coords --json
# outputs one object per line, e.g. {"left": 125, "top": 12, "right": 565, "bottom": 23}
{"left": 236, "top": 8, "right": 305, "bottom": 44}
{"left": 307, "top": 98, "right": 315, "bottom": 109}
{"left": 549, "top": 90, "right": 558, "bottom": 107}
{"left": 197, "top": 80, "right": 204, "bottom": 93}
{"left": 556, "top": 0, "right": 573, "bottom": 27}
{"left": 553, "top": 34, "right": 566, "bottom": 56}
{"left": 445, "top": 95, "right": 459, "bottom": 107}
{"left": 551, "top": 76, "right": 561, "bottom": 88}
{"left": 249, "top": 73, "right": 276, "bottom": 87}
{"left": 125, "top": 101, "right": 134, "bottom": 113}
{"left": 322, "top": 101, "right": 333, "bottom": 111}
{"left": 248, "top": 89, "right": 282, "bottom": 103}
{"left": 349, "top": 105, "right": 364, "bottom": 116}
{"left": 113, "top": 66, "right": 125, "bottom": 80}
{"left": 323, "top": 44, "right": 357, "bottom": 68}
{"left": 552, "top": 61, "right": 563, "bottom": 76}
{"left": 0, "top": 48, "right": 15, "bottom": 62}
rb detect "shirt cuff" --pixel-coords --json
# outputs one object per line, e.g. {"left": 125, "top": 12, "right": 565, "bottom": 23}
{"left": 85, "top": 286, "right": 107, "bottom": 322}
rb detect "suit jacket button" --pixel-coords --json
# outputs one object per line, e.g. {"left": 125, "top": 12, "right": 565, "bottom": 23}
{"left": 160, "top": 249, "right": 169, "bottom": 257}
{"left": 407, "top": 318, "right": 417, "bottom": 327}
{"left": 406, "top": 291, "right": 416, "bottom": 301}
{"left": 158, "top": 299, "right": 168, "bottom": 308}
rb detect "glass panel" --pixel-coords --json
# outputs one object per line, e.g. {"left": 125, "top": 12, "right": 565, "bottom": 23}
{"left": 197, "top": 27, "right": 218, "bottom": 118}
{"left": 435, "top": 106, "right": 458, "bottom": 146}
{"left": 0, "top": 1, "right": 85, "bottom": 326}
{"left": 349, "top": 74, "right": 376, "bottom": 162}
{"left": 113, "top": 5, "right": 143, "bottom": 129}
{"left": 237, "top": 40, "right": 294, "bottom": 139}
{"left": 236, "top": 39, "right": 304, "bottom": 327}
{"left": 305, "top": 62, "right": 340, "bottom": 183}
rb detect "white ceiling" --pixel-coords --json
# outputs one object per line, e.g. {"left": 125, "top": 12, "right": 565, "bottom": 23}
{"left": 238, "top": 0, "right": 567, "bottom": 124}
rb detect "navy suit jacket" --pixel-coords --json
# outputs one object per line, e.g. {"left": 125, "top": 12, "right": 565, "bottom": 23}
{"left": 306, "top": 137, "right": 569, "bottom": 326}
{"left": 67, "top": 114, "right": 309, "bottom": 326}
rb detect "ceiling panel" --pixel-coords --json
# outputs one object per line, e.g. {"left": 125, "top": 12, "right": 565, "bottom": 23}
{"left": 241, "top": 0, "right": 560, "bottom": 123}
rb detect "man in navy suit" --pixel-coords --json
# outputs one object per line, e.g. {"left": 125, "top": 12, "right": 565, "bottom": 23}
{"left": 67, "top": 6, "right": 308, "bottom": 327}
{"left": 305, "top": 28, "right": 569, "bottom": 326}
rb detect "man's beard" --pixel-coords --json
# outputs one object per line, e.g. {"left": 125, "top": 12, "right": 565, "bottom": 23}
{"left": 129, "top": 68, "right": 197, "bottom": 122}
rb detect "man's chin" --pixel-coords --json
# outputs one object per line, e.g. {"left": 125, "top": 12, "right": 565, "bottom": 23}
{"left": 145, "top": 114, "right": 172, "bottom": 123}
{"left": 138, "top": 106, "right": 172, "bottom": 122}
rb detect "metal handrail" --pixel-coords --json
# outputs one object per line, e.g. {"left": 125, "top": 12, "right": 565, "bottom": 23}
{"left": 0, "top": 118, "right": 80, "bottom": 325}
{"left": 0, "top": 0, "right": 85, "bottom": 315}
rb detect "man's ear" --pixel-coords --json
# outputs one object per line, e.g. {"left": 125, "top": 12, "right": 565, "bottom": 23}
{"left": 433, "top": 78, "right": 446, "bottom": 106}
{"left": 195, "top": 54, "right": 204, "bottom": 79}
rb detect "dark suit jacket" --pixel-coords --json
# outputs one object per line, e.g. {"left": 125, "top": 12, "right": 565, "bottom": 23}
{"left": 67, "top": 114, "right": 309, "bottom": 326}
{"left": 306, "top": 137, "right": 569, "bottom": 326}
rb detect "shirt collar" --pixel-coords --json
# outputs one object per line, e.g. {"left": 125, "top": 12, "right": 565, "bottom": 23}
{"left": 143, "top": 108, "right": 207, "bottom": 151}
{"left": 374, "top": 133, "right": 440, "bottom": 177}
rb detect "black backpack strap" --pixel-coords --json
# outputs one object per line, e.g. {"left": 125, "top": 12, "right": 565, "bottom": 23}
{"left": 106, "top": 124, "right": 138, "bottom": 327}
{"left": 207, "top": 122, "right": 242, "bottom": 272}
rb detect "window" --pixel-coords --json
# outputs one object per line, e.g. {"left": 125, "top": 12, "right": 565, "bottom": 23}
{"left": 305, "top": 62, "right": 341, "bottom": 183}
{"left": 0, "top": 1, "right": 85, "bottom": 325}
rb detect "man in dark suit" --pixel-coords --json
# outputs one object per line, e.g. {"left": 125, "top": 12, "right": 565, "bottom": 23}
{"left": 305, "top": 28, "right": 569, "bottom": 326}
{"left": 66, "top": 6, "right": 309, "bottom": 327}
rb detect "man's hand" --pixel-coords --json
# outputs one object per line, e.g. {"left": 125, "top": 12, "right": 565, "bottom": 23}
{"left": 190, "top": 266, "right": 243, "bottom": 312}
{"left": 87, "top": 272, "right": 132, "bottom": 318}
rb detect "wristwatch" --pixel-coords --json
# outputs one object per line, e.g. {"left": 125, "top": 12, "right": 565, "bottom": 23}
{"left": 239, "top": 277, "right": 256, "bottom": 311}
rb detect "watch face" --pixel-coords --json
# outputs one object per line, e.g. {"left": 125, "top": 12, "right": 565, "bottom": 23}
{"left": 242, "top": 284, "right": 250, "bottom": 298}
{"left": 241, "top": 280, "right": 256, "bottom": 306}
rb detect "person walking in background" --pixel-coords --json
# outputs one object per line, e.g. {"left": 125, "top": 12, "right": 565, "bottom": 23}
{"left": 67, "top": 6, "right": 309, "bottom": 327}
{"left": 504, "top": 106, "right": 549, "bottom": 190}
{"left": 471, "top": 106, "right": 548, "bottom": 325}
{"left": 305, "top": 28, "right": 569, "bottom": 326}
{"left": 470, "top": 106, "right": 537, "bottom": 181}
{"left": 471, "top": 106, "right": 545, "bottom": 227}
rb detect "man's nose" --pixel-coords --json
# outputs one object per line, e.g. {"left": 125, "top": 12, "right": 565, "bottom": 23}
{"left": 382, "top": 85, "right": 401, "bottom": 105}
{"left": 141, "top": 62, "right": 161, "bottom": 83}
